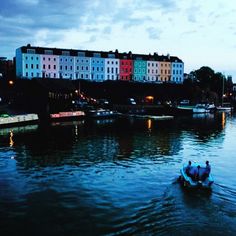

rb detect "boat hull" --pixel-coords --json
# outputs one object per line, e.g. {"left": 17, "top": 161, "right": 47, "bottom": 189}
{"left": 180, "top": 164, "right": 214, "bottom": 189}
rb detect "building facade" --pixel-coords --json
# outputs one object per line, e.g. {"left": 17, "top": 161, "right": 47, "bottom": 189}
{"left": 158, "top": 56, "right": 171, "bottom": 82}
{"left": 104, "top": 53, "right": 119, "bottom": 81}
{"left": 170, "top": 57, "right": 184, "bottom": 83}
{"left": 133, "top": 56, "right": 147, "bottom": 82}
{"left": 16, "top": 45, "right": 184, "bottom": 83}
{"left": 75, "top": 52, "right": 90, "bottom": 80}
{"left": 147, "top": 60, "right": 159, "bottom": 82}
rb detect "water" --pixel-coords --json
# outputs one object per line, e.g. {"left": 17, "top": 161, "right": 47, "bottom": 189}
{"left": 1, "top": 113, "right": 236, "bottom": 235}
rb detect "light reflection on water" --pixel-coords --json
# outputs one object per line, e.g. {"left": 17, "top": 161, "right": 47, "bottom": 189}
{"left": 0, "top": 113, "right": 236, "bottom": 235}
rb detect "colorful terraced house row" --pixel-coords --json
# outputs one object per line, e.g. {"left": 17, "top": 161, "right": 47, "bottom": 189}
{"left": 16, "top": 44, "right": 184, "bottom": 84}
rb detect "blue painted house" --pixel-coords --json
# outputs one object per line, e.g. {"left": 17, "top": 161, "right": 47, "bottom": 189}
{"left": 90, "top": 52, "right": 105, "bottom": 82}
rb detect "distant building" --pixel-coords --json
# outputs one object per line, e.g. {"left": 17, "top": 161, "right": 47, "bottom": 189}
{"left": 0, "top": 57, "right": 14, "bottom": 79}
{"left": 133, "top": 55, "right": 147, "bottom": 82}
{"left": 105, "top": 52, "right": 119, "bottom": 81}
{"left": 171, "top": 57, "right": 184, "bottom": 83}
{"left": 15, "top": 44, "right": 184, "bottom": 83}
{"left": 147, "top": 58, "right": 159, "bottom": 83}
{"left": 158, "top": 55, "right": 171, "bottom": 83}
{"left": 119, "top": 53, "right": 133, "bottom": 81}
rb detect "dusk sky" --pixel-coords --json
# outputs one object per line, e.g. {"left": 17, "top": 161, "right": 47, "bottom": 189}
{"left": 1, "top": 0, "right": 236, "bottom": 80}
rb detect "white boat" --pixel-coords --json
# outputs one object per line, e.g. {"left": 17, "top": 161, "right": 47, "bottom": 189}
{"left": 0, "top": 113, "right": 39, "bottom": 127}
{"left": 192, "top": 104, "right": 210, "bottom": 113}
{"left": 216, "top": 103, "right": 233, "bottom": 112}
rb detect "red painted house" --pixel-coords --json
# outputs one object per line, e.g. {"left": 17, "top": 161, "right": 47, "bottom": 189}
{"left": 119, "top": 58, "right": 133, "bottom": 81}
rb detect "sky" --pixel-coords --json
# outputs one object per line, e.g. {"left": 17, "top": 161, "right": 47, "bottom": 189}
{"left": 1, "top": 0, "right": 236, "bottom": 80}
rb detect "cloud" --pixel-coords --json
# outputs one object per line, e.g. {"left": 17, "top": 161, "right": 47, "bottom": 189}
{"left": 146, "top": 27, "right": 162, "bottom": 40}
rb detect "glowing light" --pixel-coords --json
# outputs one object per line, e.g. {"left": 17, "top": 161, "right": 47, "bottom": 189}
{"left": 9, "top": 80, "right": 14, "bottom": 85}
{"left": 9, "top": 130, "right": 14, "bottom": 147}
{"left": 147, "top": 119, "right": 152, "bottom": 130}
{"left": 222, "top": 112, "right": 226, "bottom": 129}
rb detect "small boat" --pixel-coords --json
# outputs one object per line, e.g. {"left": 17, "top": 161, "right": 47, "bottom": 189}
{"left": 216, "top": 103, "right": 233, "bottom": 112}
{"left": 128, "top": 114, "right": 174, "bottom": 120}
{"left": 86, "top": 109, "right": 119, "bottom": 119}
{"left": 192, "top": 104, "right": 210, "bottom": 113}
{"left": 179, "top": 162, "right": 214, "bottom": 188}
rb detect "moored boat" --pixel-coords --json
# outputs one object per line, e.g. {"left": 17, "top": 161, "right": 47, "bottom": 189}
{"left": 216, "top": 103, "right": 233, "bottom": 112}
{"left": 0, "top": 113, "right": 39, "bottom": 127}
{"left": 86, "top": 109, "right": 119, "bottom": 119}
{"left": 192, "top": 104, "right": 211, "bottom": 113}
{"left": 179, "top": 162, "right": 214, "bottom": 188}
{"left": 50, "top": 111, "right": 85, "bottom": 121}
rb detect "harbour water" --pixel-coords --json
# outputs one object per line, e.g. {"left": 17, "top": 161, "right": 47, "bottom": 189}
{"left": 0, "top": 113, "right": 236, "bottom": 235}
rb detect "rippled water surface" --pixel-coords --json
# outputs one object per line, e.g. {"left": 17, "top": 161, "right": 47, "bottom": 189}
{"left": 1, "top": 113, "right": 236, "bottom": 235}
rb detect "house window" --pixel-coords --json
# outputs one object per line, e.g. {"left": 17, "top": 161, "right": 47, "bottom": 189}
{"left": 108, "top": 54, "right": 115, "bottom": 58}
{"left": 54, "top": 65, "right": 56, "bottom": 70}
{"left": 78, "top": 52, "right": 85, "bottom": 57}
{"left": 44, "top": 50, "right": 53, "bottom": 55}
{"left": 62, "top": 51, "right": 70, "bottom": 56}
{"left": 27, "top": 49, "right": 35, "bottom": 54}
{"left": 31, "top": 64, "right": 33, "bottom": 69}
{"left": 93, "top": 53, "right": 101, "bottom": 58}
{"left": 26, "top": 64, "right": 28, "bottom": 69}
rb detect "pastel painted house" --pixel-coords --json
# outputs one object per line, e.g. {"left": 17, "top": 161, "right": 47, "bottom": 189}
{"left": 75, "top": 51, "right": 90, "bottom": 80}
{"left": 158, "top": 55, "right": 171, "bottom": 82}
{"left": 104, "top": 53, "right": 119, "bottom": 81}
{"left": 16, "top": 47, "right": 41, "bottom": 79}
{"left": 133, "top": 55, "right": 147, "bottom": 82}
{"left": 147, "top": 59, "right": 159, "bottom": 82}
{"left": 41, "top": 50, "right": 59, "bottom": 79}
{"left": 119, "top": 53, "right": 133, "bottom": 81}
{"left": 170, "top": 57, "right": 184, "bottom": 84}
{"left": 90, "top": 52, "right": 105, "bottom": 82}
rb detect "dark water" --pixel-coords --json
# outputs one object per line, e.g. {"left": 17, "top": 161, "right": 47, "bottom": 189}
{"left": 1, "top": 113, "right": 236, "bottom": 235}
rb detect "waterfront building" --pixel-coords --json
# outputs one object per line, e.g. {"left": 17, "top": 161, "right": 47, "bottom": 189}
{"left": 41, "top": 50, "right": 59, "bottom": 79}
{"left": 158, "top": 55, "right": 171, "bottom": 82}
{"left": 104, "top": 52, "right": 119, "bottom": 81}
{"left": 119, "top": 53, "right": 133, "bottom": 81}
{"left": 15, "top": 45, "right": 184, "bottom": 84}
{"left": 90, "top": 52, "right": 105, "bottom": 82}
{"left": 146, "top": 57, "right": 159, "bottom": 82}
{"left": 170, "top": 57, "right": 184, "bottom": 83}
{"left": 75, "top": 51, "right": 90, "bottom": 80}
{"left": 59, "top": 50, "right": 75, "bottom": 79}
{"left": 133, "top": 55, "right": 147, "bottom": 82}
{"left": 16, "top": 47, "right": 41, "bottom": 79}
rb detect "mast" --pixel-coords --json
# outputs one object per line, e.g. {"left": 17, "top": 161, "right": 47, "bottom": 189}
{"left": 222, "top": 74, "right": 225, "bottom": 106}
